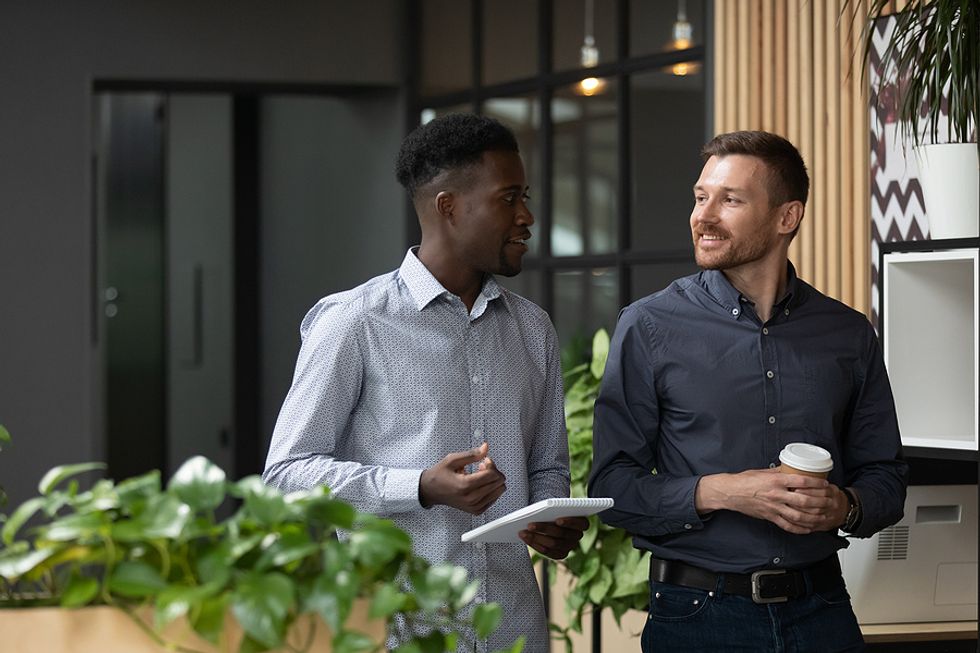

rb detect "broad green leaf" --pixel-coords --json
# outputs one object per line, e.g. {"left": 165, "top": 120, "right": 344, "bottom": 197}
{"left": 332, "top": 629, "right": 377, "bottom": 653}
{"left": 0, "top": 424, "right": 10, "bottom": 449}
{"left": 168, "top": 456, "right": 227, "bottom": 511}
{"left": 141, "top": 494, "right": 193, "bottom": 539}
{"left": 587, "top": 566, "right": 613, "bottom": 604}
{"left": 322, "top": 539, "right": 353, "bottom": 576}
{"left": 230, "top": 571, "right": 295, "bottom": 649}
{"left": 116, "top": 470, "right": 161, "bottom": 508}
{"left": 303, "top": 570, "right": 358, "bottom": 631}
{"left": 578, "top": 520, "right": 599, "bottom": 552}
{"left": 38, "top": 462, "right": 106, "bottom": 495}
{"left": 368, "top": 581, "right": 406, "bottom": 618}
{"left": 589, "top": 329, "right": 610, "bottom": 379}
{"left": 2, "top": 496, "right": 46, "bottom": 545}
{"left": 255, "top": 529, "right": 318, "bottom": 571}
{"left": 60, "top": 572, "right": 100, "bottom": 607}
{"left": 238, "top": 634, "right": 268, "bottom": 653}
{"left": 349, "top": 521, "right": 411, "bottom": 567}
{"left": 41, "top": 512, "right": 105, "bottom": 542}
{"left": 472, "top": 602, "right": 502, "bottom": 639}
{"left": 236, "top": 476, "right": 288, "bottom": 527}
{"left": 154, "top": 581, "right": 223, "bottom": 628}
{"left": 108, "top": 560, "right": 167, "bottom": 597}
{"left": 0, "top": 546, "right": 57, "bottom": 579}
{"left": 191, "top": 594, "right": 229, "bottom": 644}
{"left": 196, "top": 535, "right": 262, "bottom": 583}
{"left": 576, "top": 554, "right": 601, "bottom": 585}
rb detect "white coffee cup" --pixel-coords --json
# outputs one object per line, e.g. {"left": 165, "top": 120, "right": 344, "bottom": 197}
{"left": 778, "top": 443, "right": 833, "bottom": 478}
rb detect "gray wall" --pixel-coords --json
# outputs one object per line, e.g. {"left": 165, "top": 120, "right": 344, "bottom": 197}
{"left": 0, "top": 1, "right": 403, "bottom": 508}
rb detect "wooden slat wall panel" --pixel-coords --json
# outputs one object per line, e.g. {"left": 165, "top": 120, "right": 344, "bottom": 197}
{"left": 713, "top": 0, "right": 871, "bottom": 316}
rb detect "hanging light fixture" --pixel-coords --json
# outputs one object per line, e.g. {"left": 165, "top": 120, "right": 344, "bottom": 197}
{"left": 667, "top": 0, "right": 700, "bottom": 76}
{"left": 576, "top": 0, "right": 606, "bottom": 96}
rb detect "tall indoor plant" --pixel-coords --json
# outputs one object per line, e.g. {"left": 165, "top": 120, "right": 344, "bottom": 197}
{"left": 546, "top": 330, "right": 650, "bottom": 652}
{"left": 855, "top": 0, "right": 979, "bottom": 238}
{"left": 0, "top": 454, "right": 519, "bottom": 653}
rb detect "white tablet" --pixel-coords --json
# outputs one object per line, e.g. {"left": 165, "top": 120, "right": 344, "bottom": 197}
{"left": 461, "top": 497, "right": 614, "bottom": 543}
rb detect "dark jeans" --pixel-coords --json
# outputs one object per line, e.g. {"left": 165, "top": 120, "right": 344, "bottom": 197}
{"left": 641, "top": 574, "right": 865, "bottom": 652}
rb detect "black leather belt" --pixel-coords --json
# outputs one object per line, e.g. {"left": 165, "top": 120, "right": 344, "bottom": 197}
{"left": 650, "top": 555, "right": 843, "bottom": 604}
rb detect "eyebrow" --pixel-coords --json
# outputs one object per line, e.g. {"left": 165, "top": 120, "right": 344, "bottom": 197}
{"left": 693, "top": 184, "right": 748, "bottom": 194}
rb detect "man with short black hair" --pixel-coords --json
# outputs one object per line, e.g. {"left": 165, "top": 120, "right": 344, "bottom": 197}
{"left": 264, "top": 113, "right": 587, "bottom": 652}
{"left": 590, "top": 130, "right": 908, "bottom": 652}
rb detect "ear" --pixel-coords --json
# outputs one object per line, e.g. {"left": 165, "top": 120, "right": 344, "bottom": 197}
{"left": 776, "top": 201, "right": 804, "bottom": 236}
{"left": 435, "top": 191, "right": 456, "bottom": 224}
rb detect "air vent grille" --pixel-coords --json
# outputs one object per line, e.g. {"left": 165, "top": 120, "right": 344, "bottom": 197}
{"left": 876, "top": 525, "right": 910, "bottom": 560}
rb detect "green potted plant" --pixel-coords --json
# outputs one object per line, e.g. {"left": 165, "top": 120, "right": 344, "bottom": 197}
{"left": 852, "top": 0, "right": 979, "bottom": 238}
{"left": 0, "top": 454, "right": 520, "bottom": 653}
{"left": 545, "top": 330, "right": 650, "bottom": 652}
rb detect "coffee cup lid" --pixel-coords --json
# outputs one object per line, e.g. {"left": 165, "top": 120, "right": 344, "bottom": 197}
{"left": 779, "top": 443, "right": 833, "bottom": 473}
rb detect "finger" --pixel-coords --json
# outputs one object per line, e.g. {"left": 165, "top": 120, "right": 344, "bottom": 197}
{"left": 777, "top": 474, "right": 829, "bottom": 490}
{"left": 472, "top": 483, "right": 507, "bottom": 514}
{"left": 443, "top": 442, "right": 489, "bottom": 470}
{"left": 554, "top": 516, "right": 591, "bottom": 532}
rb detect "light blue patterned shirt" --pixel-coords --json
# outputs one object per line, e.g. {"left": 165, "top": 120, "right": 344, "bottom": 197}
{"left": 263, "top": 248, "right": 569, "bottom": 652}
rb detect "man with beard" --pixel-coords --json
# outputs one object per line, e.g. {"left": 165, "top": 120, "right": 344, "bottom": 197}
{"left": 589, "top": 131, "right": 907, "bottom": 652}
{"left": 264, "top": 113, "right": 587, "bottom": 653}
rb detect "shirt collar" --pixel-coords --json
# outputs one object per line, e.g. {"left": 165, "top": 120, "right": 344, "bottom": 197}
{"left": 398, "top": 247, "right": 503, "bottom": 312}
{"left": 699, "top": 261, "right": 802, "bottom": 317}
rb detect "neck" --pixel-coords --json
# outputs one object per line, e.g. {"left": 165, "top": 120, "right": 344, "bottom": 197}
{"left": 416, "top": 241, "right": 483, "bottom": 311}
{"left": 721, "top": 252, "right": 789, "bottom": 323}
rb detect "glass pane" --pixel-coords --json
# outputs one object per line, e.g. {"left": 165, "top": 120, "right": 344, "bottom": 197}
{"left": 483, "top": 95, "right": 542, "bottom": 255}
{"left": 552, "top": 80, "right": 618, "bottom": 256}
{"left": 630, "top": 70, "right": 705, "bottom": 253}
{"left": 497, "top": 266, "right": 543, "bottom": 307}
{"left": 421, "top": 105, "right": 477, "bottom": 125}
{"left": 553, "top": 0, "right": 618, "bottom": 72}
{"left": 631, "top": 0, "right": 705, "bottom": 61}
{"left": 483, "top": 0, "right": 538, "bottom": 85}
{"left": 631, "top": 260, "right": 699, "bottom": 302}
{"left": 421, "top": 0, "right": 473, "bottom": 96}
{"left": 553, "top": 268, "right": 619, "bottom": 364}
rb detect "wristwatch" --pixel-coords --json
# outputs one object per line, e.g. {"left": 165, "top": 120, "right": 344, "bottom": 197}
{"left": 840, "top": 487, "right": 861, "bottom": 533}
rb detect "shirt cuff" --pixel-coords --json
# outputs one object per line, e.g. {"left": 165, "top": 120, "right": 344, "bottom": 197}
{"left": 384, "top": 467, "right": 425, "bottom": 513}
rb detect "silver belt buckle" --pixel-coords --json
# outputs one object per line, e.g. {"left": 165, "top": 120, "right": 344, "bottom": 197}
{"left": 751, "top": 569, "right": 789, "bottom": 604}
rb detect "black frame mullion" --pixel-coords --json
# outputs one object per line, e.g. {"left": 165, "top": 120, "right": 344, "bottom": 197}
{"left": 538, "top": 0, "right": 555, "bottom": 317}
{"left": 616, "top": 0, "right": 632, "bottom": 310}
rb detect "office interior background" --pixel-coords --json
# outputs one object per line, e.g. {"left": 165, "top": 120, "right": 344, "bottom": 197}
{"left": 1, "top": 0, "right": 977, "bottom": 650}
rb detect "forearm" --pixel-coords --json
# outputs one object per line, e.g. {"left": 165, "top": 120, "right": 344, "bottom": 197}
{"left": 262, "top": 454, "right": 423, "bottom": 516}
{"left": 589, "top": 460, "right": 702, "bottom": 536}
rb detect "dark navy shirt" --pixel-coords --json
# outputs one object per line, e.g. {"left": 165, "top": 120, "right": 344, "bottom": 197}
{"left": 588, "top": 264, "right": 908, "bottom": 573}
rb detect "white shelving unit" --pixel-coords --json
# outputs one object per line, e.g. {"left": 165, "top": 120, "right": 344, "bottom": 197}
{"left": 882, "top": 246, "right": 979, "bottom": 451}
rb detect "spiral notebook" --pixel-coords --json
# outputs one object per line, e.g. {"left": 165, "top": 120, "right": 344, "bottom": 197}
{"left": 461, "top": 497, "right": 614, "bottom": 543}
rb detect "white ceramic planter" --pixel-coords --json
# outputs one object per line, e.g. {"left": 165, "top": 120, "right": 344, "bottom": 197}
{"left": 914, "top": 143, "right": 980, "bottom": 240}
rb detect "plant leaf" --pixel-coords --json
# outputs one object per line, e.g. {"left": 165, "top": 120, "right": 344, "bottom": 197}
{"left": 60, "top": 572, "right": 100, "bottom": 607}
{"left": 41, "top": 512, "right": 106, "bottom": 542}
{"left": 191, "top": 594, "right": 229, "bottom": 644}
{"left": 349, "top": 520, "right": 411, "bottom": 567}
{"left": 0, "top": 424, "right": 10, "bottom": 449}
{"left": 472, "top": 602, "right": 502, "bottom": 639}
{"left": 168, "top": 456, "right": 227, "bottom": 512}
{"left": 0, "top": 545, "right": 57, "bottom": 579}
{"left": 332, "top": 629, "right": 377, "bottom": 653}
{"left": 230, "top": 571, "right": 295, "bottom": 649}
{"left": 236, "top": 476, "right": 289, "bottom": 527}
{"left": 368, "top": 581, "right": 406, "bottom": 619}
{"left": 108, "top": 560, "right": 168, "bottom": 598}
{"left": 1, "top": 496, "right": 46, "bottom": 545}
{"left": 38, "top": 462, "right": 106, "bottom": 495}
{"left": 590, "top": 329, "right": 610, "bottom": 379}
{"left": 303, "top": 570, "right": 358, "bottom": 632}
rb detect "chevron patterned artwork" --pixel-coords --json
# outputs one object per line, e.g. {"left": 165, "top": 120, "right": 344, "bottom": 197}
{"left": 870, "top": 15, "right": 933, "bottom": 328}
{"left": 868, "top": 14, "right": 962, "bottom": 327}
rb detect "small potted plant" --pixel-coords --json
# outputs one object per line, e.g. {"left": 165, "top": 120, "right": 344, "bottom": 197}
{"left": 851, "top": 0, "right": 979, "bottom": 239}
{"left": 0, "top": 454, "right": 520, "bottom": 653}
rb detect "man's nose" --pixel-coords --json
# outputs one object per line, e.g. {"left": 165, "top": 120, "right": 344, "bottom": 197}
{"left": 517, "top": 202, "right": 534, "bottom": 225}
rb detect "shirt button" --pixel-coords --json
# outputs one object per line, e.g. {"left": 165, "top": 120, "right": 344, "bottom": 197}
{"left": 684, "top": 523, "right": 693, "bottom": 530}
{"left": 784, "top": 309, "right": 790, "bottom": 316}
{"left": 766, "top": 370, "right": 774, "bottom": 379}
{"left": 768, "top": 416, "right": 776, "bottom": 424}
{"left": 773, "top": 557, "right": 781, "bottom": 564}
{"left": 471, "top": 375, "right": 480, "bottom": 384}
{"left": 474, "top": 428, "right": 483, "bottom": 438}
{"left": 769, "top": 462, "right": 777, "bottom": 469}
{"left": 762, "top": 327, "right": 769, "bottom": 335}
{"left": 731, "top": 308, "right": 740, "bottom": 316}
{"left": 474, "top": 541, "right": 485, "bottom": 550}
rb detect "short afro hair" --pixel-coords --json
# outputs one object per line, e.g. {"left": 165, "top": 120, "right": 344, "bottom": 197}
{"left": 395, "top": 113, "right": 519, "bottom": 198}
